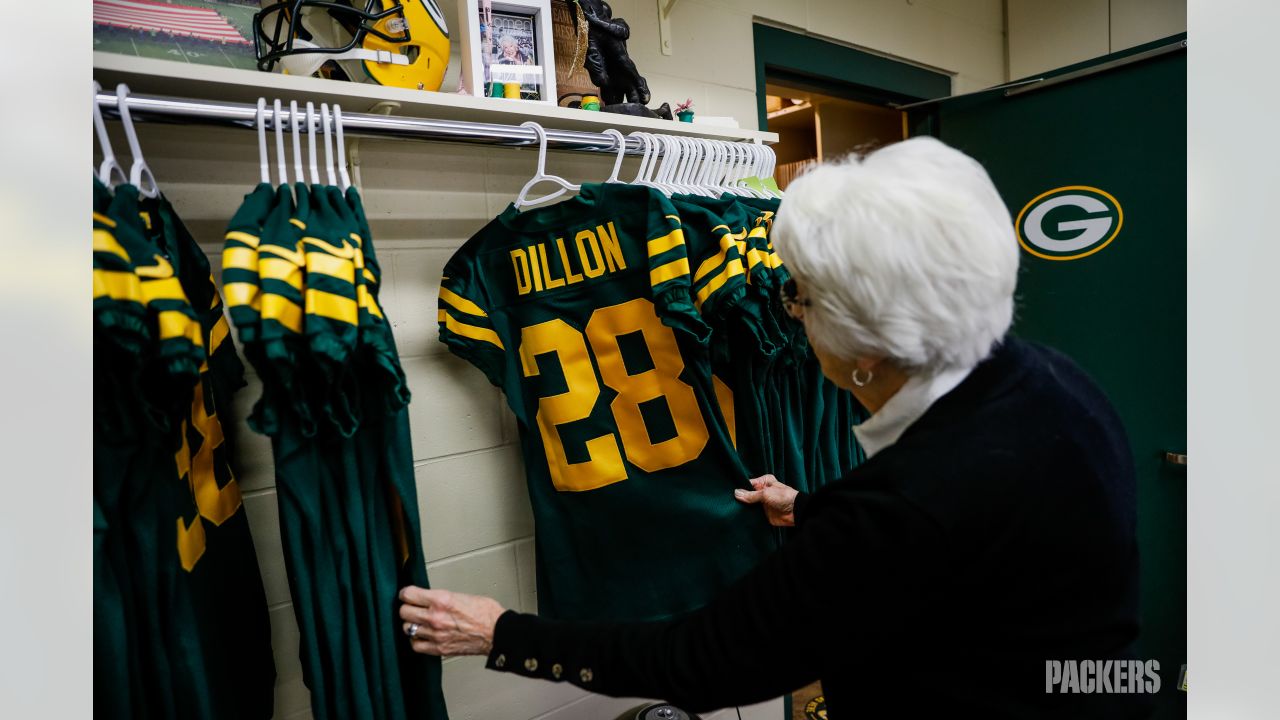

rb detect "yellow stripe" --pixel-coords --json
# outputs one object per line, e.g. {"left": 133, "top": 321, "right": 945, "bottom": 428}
{"left": 358, "top": 288, "right": 385, "bottom": 319}
{"left": 695, "top": 258, "right": 745, "bottom": 308}
{"left": 439, "top": 287, "right": 488, "bottom": 318}
{"left": 306, "top": 252, "right": 355, "bottom": 283}
{"left": 141, "top": 277, "right": 187, "bottom": 303}
{"left": 222, "top": 247, "right": 257, "bottom": 272}
{"left": 663, "top": 214, "right": 682, "bottom": 224}
{"left": 224, "top": 230, "right": 260, "bottom": 248}
{"left": 222, "top": 282, "right": 258, "bottom": 308}
{"left": 438, "top": 309, "right": 504, "bottom": 350}
{"left": 138, "top": 211, "right": 152, "bottom": 231}
{"left": 258, "top": 258, "right": 303, "bottom": 290}
{"left": 289, "top": 218, "right": 306, "bottom": 230}
{"left": 93, "top": 229, "right": 130, "bottom": 262}
{"left": 646, "top": 228, "right": 686, "bottom": 257}
{"left": 93, "top": 269, "right": 141, "bottom": 302}
{"left": 157, "top": 310, "right": 202, "bottom": 344}
{"left": 711, "top": 225, "right": 730, "bottom": 233}
{"left": 694, "top": 240, "right": 736, "bottom": 283}
{"left": 649, "top": 257, "right": 690, "bottom": 287}
{"left": 261, "top": 294, "right": 303, "bottom": 333}
{"left": 93, "top": 211, "right": 117, "bottom": 228}
{"left": 767, "top": 252, "right": 783, "bottom": 269}
{"left": 363, "top": 268, "right": 378, "bottom": 284}
{"left": 305, "top": 289, "right": 358, "bottom": 325}
{"left": 748, "top": 225, "right": 768, "bottom": 239}
{"left": 210, "top": 316, "right": 230, "bottom": 352}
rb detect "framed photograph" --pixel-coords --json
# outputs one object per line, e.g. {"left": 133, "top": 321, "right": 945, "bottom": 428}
{"left": 93, "top": 0, "right": 259, "bottom": 70}
{"left": 458, "top": 0, "right": 556, "bottom": 103}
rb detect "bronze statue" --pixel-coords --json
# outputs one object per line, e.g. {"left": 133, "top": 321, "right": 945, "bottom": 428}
{"left": 574, "top": 0, "right": 672, "bottom": 119}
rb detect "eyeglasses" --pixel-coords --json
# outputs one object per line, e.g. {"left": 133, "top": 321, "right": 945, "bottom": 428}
{"left": 779, "top": 278, "right": 810, "bottom": 320}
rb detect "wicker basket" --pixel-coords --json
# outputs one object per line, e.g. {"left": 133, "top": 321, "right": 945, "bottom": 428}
{"left": 551, "top": 0, "right": 600, "bottom": 105}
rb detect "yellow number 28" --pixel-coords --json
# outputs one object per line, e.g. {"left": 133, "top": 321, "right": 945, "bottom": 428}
{"left": 518, "top": 298, "right": 709, "bottom": 492}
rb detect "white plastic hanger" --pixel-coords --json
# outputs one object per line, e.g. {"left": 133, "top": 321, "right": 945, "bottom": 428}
{"left": 333, "top": 104, "right": 352, "bottom": 191}
{"left": 273, "top": 99, "right": 289, "bottom": 186}
{"left": 629, "top": 132, "right": 653, "bottom": 185}
{"left": 290, "top": 100, "right": 304, "bottom": 185}
{"left": 514, "top": 121, "right": 580, "bottom": 208}
{"left": 306, "top": 101, "right": 320, "bottom": 184}
{"left": 255, "top": 98, "right": 271, "bottom": 184}
{"left": 763, "top": 142, "right": 783, "bottom": 197}
{"left": 602, "top": 129, "right": 626, "bottom": 184}
{"left": 115, "top": 84, "right": 160, "bottom": 198}
{"left": 93, "top": 82, "right": 128, "bottom": 188}
{"left": 320, "top": 103, "right": 337, "bottom": 186}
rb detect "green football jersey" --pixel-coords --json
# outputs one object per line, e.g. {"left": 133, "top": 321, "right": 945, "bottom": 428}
{"left": 224, "top": 182, "right": 447, "bottom": 720}
{"left": 141, "top": 192, "right": 277, "bottom": 719}
{"left": 438, "top": 183, "right": 775, "bottom": 622}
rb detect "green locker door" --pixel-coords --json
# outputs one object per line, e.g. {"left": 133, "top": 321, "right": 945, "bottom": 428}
{"left": 914, "top": 36, "right": 1186, "bottom": 717}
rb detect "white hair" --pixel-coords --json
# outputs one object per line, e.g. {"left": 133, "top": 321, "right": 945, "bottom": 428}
{"left": 772, "top": 136, "right": 1018, "bottom": 373}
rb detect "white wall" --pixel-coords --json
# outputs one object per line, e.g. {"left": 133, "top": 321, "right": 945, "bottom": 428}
{"left": 99, "top": 1, "right": 1017, "bottom": 717}
{"left": 1008, "top": 0, "right": 1186, "bottom": 79}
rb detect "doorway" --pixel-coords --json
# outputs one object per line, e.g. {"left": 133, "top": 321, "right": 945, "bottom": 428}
{"left": 765, "top": 83, "right": 904, "bottom": 189}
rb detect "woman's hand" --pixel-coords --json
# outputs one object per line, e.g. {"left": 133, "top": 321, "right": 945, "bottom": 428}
{"left": 398, "top": 586, "right": 506, "bottom": 657}
{"left": 734, "top": 474, "right": 799, "bottom": 527}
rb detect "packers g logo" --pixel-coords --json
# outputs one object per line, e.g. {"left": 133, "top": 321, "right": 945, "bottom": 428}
{"left": 1015, "top": 186, "right": 1123, "bottom": 261}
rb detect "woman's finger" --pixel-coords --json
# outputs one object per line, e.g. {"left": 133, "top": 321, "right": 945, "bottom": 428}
{"left": 399, "top": 586, "right": 437, "bottom": 607}
{"left": 411, "top": 637, "right": 444, "bottom": 656}
{"left": 734, "top": 488, "right": 762, "bottom": 504}
{"left": 399, "top": 603, "right": 432, "bottom": 625}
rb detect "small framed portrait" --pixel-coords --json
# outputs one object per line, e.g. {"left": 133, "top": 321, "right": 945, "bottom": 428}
{"left": 458, "top": 0, "right": 556, "bottom": 103}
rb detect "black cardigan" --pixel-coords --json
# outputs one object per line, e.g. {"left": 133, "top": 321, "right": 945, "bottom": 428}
{"left": 484, "top": 338, "right": 1152, "bottom": 718}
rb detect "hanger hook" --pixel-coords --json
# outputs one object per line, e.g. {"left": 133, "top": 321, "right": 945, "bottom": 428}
{"left": 273, "top": 99, "right": 288, "bottom": 186}
{"left": 93, "top": 81, "right": 128, "bottom": 188}
{"left": 333, "top": 104, "right": 352, "bottom": 191}
{"left": 603, "top": 129, "right": 626, "bottom": 183}
{"left": 521, "top": 121, "right": 550, "bottom": 177}
{"left": 290, "top": 100, "right": 304, "bottom": 185}
{"left": 256, "top": 98, "right": 270, "bottom": 184}
{"left": 115, "top": 84, "right": 160, "bottom": 198}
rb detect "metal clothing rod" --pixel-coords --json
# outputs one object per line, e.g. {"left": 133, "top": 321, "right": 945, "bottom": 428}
{"left": 94, "top": 90, "right": 668, "bottom": 155}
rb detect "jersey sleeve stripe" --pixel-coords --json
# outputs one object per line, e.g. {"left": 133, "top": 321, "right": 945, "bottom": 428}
{"left": 694, "top": 258, "right": 745, "bottom": 308}
{"left": 94, "top": 269, "right": 142, "bottom": 302}
{"left": 664, "top": 214, "right": 682, "bottom": 224}
{"left": 225, "top": 230, "right": 261, "bottom": 248}
{"left": 209, "top": 315, "right": 231, "bottom": 353}
{"left": 649, "top": 257, "right": 691, "bottom": 287}
{"left": 439, "top": 286, "right": 489, "bottom": 318}
{"left": 157, "top": 310, "right": 204, "bottom": 345}
{"left": 222, "top": 281, "right": 259, "bottom": 308}
{"left": 222, "top": 246, "right": 257, "bottom": 273}
{"left": 438, "top": 309, "right": 505, "bottom": 350}
{"left": 305, "top": 252, "right": 356, "bottom": 283}
{"left": 93, "top": 229, "right": 130, "bottom": 262}
{"left": 140, "top": 277, "right": 188, "bottom": 303}
{"left": 305, "top": 289, "right": 359, "bottom": 325}
{"left": 92, "top": 211, "right": 117, "bottom": 228}
{"left": 258, "top": 258, "right": 304, "bottom": 290}
{"left": 358, "top": 287, "right": 386, "bottom": 319}
{"left": 261, "top": 295, "right": 304, "bottom": 333}
{"left": 288, "top": 218, "right": 307, "bottom": 231}
{"left": 646, "top": 228, "right": 686, "bottom": 257}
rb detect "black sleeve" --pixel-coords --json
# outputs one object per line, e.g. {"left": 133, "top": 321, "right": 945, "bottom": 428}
{"left": 792, "top": 490, "right": 811, "bottom": 526}
{"left": 483, "top": 488, "right": 946, "bottom": 712}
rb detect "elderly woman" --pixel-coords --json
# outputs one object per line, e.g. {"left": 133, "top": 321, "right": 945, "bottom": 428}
{"left": 398, "top": 137, "right": 1146, "bottom": 717}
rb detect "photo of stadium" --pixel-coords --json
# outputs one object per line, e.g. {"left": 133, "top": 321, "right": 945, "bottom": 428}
{"left": 93, "top": 0, "right": 260, "bottom": 70}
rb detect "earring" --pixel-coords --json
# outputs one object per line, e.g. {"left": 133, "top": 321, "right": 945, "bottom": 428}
{"left": 851, "top": 368, "right": 873, "bottom": 387}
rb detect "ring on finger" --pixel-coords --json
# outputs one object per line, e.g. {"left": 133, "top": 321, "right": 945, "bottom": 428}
{"left": 406, "top": 623, "right": 420, "bottom": 638}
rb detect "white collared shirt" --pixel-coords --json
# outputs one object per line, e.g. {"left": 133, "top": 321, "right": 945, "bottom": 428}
{"left": 852, "top": 365, "right": 974, "bottom": 459}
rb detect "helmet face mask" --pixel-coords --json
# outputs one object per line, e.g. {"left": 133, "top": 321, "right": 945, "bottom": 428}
{"left": 254, "top": 1, "right": 450, "bottom": 91}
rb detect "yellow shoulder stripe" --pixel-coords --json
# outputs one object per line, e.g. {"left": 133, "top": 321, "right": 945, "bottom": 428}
{"left": 225, "top": 230, "right": 261, "bottom": 248}
{"left": 647, "top": 228, "right": 686, "bottom": 257}
{"left": 664, "top": 214, "right": 682, "bottom": 224}
{"left": 306, "top": 288, "right": 358, "bottom": 326}
{"left": 439, "top": 309, "right": 504, "bottom": 350}
{"left": 94, "top": 269, "right": 142, "bottom": 303}
{"left": 649, "top": 257, "right": 690, "bottom": 287}
{"left": 93, "top": 229, "right": 130, "bottom": 262}
{"left": 439, "top": 286, "right": 488, "bottom": 318}
{"left": 93, "top": 212, "right": 117, "bottom": 228}
{"left": 695, "top": 258, "right": 745, "bottom": 308}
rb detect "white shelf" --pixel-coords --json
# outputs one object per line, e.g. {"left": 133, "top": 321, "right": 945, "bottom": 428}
{"left": 93, "top": 53, "right": 777, "bottom": 144}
